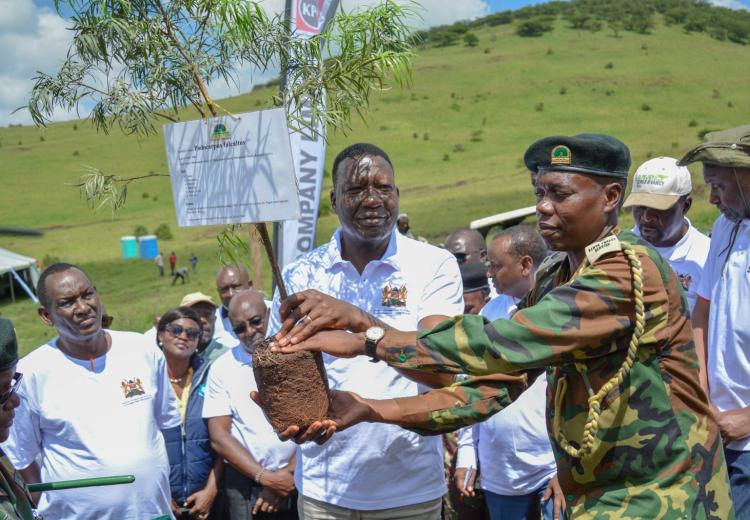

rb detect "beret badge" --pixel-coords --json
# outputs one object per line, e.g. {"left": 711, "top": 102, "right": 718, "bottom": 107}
{"left": 551, "top": 145, "right": 571, "bottom": 165}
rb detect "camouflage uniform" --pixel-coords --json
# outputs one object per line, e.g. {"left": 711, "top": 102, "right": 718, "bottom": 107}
{"left": 0, "top": 448, "right": 34, "bottom": 520}
{"left": 382, "top": 229, "right": 734, "bottom": 519}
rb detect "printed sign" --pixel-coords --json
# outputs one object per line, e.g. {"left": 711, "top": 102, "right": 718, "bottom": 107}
{"left": 277, "top": 0, "right": 339, "bottom": 268}
{"left": 295, "top": 0, "right": 335, "bottom": 34}
{"left": 164, "top": 108, "right": 300, "bottom": 227}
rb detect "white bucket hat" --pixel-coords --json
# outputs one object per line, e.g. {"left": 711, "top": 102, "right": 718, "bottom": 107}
{"left": 623, "top": 156, "right": 692, "bottom": 211}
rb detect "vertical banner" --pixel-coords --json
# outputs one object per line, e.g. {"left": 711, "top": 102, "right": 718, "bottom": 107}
{"left": 277, "top": 0, "right": 339, "bottom": 269}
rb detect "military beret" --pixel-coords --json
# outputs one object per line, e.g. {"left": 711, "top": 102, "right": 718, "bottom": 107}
{"left": 524, "top": 133, "right": 631, "bottom": 179}
{"left": 0, "top": 318, "right": 19, "bottom": 372}
{"left": 678, "top": 125, "right": 750, "bottom": 168}
{"left": 460, "top": 263, "right": 489, "bottom": 293}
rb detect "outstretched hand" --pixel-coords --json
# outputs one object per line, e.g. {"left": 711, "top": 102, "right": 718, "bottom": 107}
{"left": 251, "top": 390, "right": 374, "bottom": 444}
{"left": 276, "top": 290, "right": 371, "bottom": 347}
{"left": 271, "top": 329, "right": 366, "bottom": 359}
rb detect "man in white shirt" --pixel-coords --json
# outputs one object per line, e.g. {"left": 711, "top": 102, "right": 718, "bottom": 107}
{"left": 455, "top": 226, "right": 560, "bottom": 520}
{"left": 204, "top": 289, "right": 296, "bottom": 520}
{"left": 269, "top": 143, "right": 463, "bottom": 519}
{"left": 212, "top": 265, "right": 252, "bottom": 349}
{"left": 622, "top": 156, "right": 710, "bottom": 312}
{"left": 679, "top": 125, "right": 750, "bottom": 517}
{"left": 3, "top": 263, "right": 180, "bottom": 519}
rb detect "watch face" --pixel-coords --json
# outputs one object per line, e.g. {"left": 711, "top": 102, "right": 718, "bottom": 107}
{"left": 366, "top": 326, "right": 385, "bottom": 341}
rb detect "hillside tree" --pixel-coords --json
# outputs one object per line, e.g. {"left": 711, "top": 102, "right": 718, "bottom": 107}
{"left": 27, "top": 0, "right": 414, "bottom": 288}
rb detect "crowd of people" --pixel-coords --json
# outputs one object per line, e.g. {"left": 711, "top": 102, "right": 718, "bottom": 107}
{"left": 0, "top": 125, "right": 748, "bottom": 520}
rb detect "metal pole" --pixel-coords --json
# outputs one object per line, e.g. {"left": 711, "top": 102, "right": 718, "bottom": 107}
{"left": 27, "top": 475, "right": 135, "bottom": 493}
{"left": 8, "top": 273, "right": 15, "bottom": 303}
{"left": 272, "top": 0, "right": 294, "bottom": 296}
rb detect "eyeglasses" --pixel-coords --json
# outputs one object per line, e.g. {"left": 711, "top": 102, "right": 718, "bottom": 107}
{"left": 232, "top": 317, "right": 265, "bottom": 335}
{"left": 165, "top": 324, "right": 201, "bottom": 341}
{"left": 0, "top": 373, "right": 22, "bottom": 406}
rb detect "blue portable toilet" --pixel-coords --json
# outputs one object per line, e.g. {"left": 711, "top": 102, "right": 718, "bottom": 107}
{"left": 139, "top": 235, "right": 159, "bottom": 260}
{"left": 121, "top": 236, "right": 138, "bottom": 259}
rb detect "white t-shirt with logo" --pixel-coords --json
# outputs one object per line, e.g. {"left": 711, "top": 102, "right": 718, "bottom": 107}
{"left": 455, "top": 295, "right": 556, "bottom": 496}
{"left": 632, "top": 218, "right": 710, "bottom": 312}
{"left": 202, "top": 347, "right": 296, "bottom": 470}
{"left": 697, "top": 215, "right": 750, "bottom": 451}
{"left": 4, "top": 330, "right": 180, "bottom": 519}
{"left": 269, "top": 229, "right": 463, "bottom": 510}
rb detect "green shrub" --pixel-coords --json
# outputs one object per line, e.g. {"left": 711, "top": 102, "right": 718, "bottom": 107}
{"left": 517, "top": 19, "right": 553, "bottom": 38}
{"left": 133, "top": 225, "right": 148, "bottom": 237}
{"left": 464, "top": 33, "right": 479, "bottom": 47}
{"left": 154, "top": 223, "right": 173, "bottom": 241}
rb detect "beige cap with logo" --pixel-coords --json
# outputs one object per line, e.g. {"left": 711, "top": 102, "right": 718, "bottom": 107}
{"left": 179, "top": 292, "right": 217, "bottom": 308}
{"left": 623, "top": 157, "right": 692, "bottom": 211}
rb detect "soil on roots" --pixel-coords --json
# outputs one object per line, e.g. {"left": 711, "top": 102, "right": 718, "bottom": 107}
{"left": 252, "top": 337, "right": 330, "bottom": 433}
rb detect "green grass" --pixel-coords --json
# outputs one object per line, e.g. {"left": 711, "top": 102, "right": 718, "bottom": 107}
{"left": 2, "top": 15, "right": 748, "bottom": 354}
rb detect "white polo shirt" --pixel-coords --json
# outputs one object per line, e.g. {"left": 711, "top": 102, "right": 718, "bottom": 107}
{"left": 3, "top": 331, "right": 179, "bottom": 519}
{"left": 697, "top": 215, "right": 750, "bottom": 451}
{"left": 455, "top": 295, "right": 556, "bottom": 496}
{"left": 202, "top": 347, "right": 296, "bottom": 470}
{"left": 269, "top": 228, "right": 463, "bottom": 510}
{"left": 633, "top": 218, "right": 710, "bottom": 312}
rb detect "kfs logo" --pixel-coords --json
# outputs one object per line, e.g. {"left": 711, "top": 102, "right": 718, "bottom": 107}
{"left": 296, "top": 0, "right": 325, "bottom": 34}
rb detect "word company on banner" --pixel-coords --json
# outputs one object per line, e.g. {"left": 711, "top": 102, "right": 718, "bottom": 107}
{"left": 278, "top": 0, "right": 339, "bottom": 269}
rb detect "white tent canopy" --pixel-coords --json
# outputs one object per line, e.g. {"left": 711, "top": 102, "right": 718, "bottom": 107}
{"left": 0, "top": 248, "right": 40, "bottom": 303}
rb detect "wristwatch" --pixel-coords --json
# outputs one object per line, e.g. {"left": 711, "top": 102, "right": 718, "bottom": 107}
{"left": 364, "top": 326, "right": 385, "bottom": 363}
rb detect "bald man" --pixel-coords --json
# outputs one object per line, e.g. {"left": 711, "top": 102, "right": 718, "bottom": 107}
{"left": 204, "top": 290, "right": 297, "bottom": 520}
{"left": 213, "top": 265, "right": 252, "bottom": 349}
{"left": 444, "top": 228, "right": 487, "bottom": 266}
{"left": 445, "top": 228, "right": 496, "bottom": 298}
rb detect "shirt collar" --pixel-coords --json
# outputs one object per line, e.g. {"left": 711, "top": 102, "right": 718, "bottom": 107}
{"left": 232, "top": 344, "right": 253, "bottom": 366}
{"left": 326, "top": 227, "right": 401, "bottom": 271}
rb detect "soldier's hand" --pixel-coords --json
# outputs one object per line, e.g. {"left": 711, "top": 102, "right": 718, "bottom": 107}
{"left": 252, "top": 488, "right": 283, "bottom": 515}
{"left": 454, "top": 467, "right": 476, "bottom": 497}
{"left": 249, "top": 391, "right": 338, "bottom": 444}
{"left": 276, "top": 290, "right": 371, "bottom": 346}
{"left": 256, "top": 390, "right": 375, "bottom": 444}
{"left": 542, "top": 474, "right": 567, "bottom": 520}
{"left": 715, "top": 407, "right": 750, "bottom": 443}
{"left": 260, "top": 467, "right": 295, "bottom": 498}
{"left": 271, "top": 330, "right": 366, "bottom": 358}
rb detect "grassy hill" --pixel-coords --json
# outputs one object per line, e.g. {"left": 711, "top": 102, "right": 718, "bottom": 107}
{"left": 2, "top": 12, "right": 749, "bottom": 354}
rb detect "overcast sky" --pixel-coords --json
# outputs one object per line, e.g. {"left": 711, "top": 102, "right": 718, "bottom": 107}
{"left": 0, "top": 0, "right": 747, "bottom": 126}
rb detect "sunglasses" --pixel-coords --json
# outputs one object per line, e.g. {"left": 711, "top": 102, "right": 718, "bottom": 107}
{"left": 165, "top": 324, "right": 201, "bottom": 341}
{"left": 0, "top": 373, "right": 22, "bottom": 406}
{"left": 232, "top": 317, "right": 264, "bottom": 335}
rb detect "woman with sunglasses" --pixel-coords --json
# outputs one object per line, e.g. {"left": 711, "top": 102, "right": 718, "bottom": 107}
{"left": 157, "top": 307, "right": 222, "bottom": 520}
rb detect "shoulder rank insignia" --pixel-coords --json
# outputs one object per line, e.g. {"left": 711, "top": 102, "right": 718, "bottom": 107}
{"left": 382, "top": 283, "right": 407, "bottom": 307}
{"left": 550, "top": 145, "right": 571, "bottom": 165}
{"left": 585, "top": 234, "right": 621, "bottom": 265}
